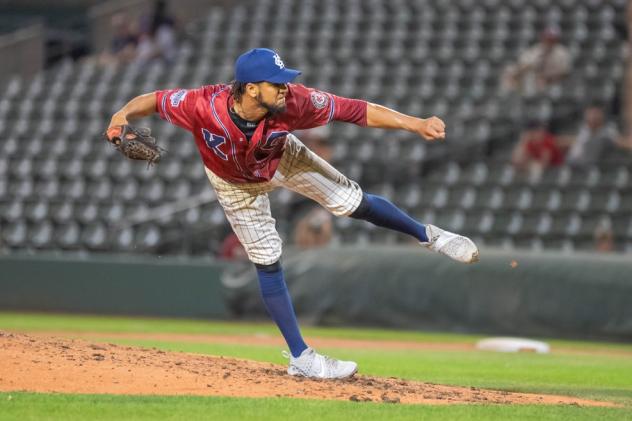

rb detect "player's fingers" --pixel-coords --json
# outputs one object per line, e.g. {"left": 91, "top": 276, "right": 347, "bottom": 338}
{"left": 433, "top": 126, "right": 446, "bottom": 138}
{"left": 423, "top": 130, "right": 442, "bottom": 141}
{"left": 429, "top": 121, "right": 444, "bottom": 134}
{"left": 105, "top": 126, "right": 122, "bottom": 144}
{"left": 430, "top": 116, "right": 445, "bottom": 130}
{"left": 431, "top": 126, "right": 443, "bottom": 137}
{"left": 106, "top": 126, "right": 120, "bottom": 139}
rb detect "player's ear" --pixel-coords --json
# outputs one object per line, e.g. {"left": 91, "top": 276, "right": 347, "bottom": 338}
{"left": 245, "top": 82, "right": 259, "bottom": 98}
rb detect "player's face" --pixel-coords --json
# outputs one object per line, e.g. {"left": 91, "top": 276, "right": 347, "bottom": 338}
{"left": 255, "top": 82, "right": 288, "bottom": 115}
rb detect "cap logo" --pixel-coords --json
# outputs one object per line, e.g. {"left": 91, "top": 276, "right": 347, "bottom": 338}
{"left": 273, "top": 53, "right": 285, "bottom": 69}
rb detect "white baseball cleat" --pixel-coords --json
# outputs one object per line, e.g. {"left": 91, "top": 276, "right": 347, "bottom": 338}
{"left": 422, "top": 224, "right": 480, "bottom": 264}
{"left": 283, "top": 347, "right": 358, "bottom": 380}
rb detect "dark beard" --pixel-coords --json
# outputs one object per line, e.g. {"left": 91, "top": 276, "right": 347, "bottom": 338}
{"left": 256, "top": 93, "right": 287, "bottom": 116}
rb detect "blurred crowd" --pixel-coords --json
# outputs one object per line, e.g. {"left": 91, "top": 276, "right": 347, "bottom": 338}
{"left": 501, "top": 26, "right": 571, "bottom": 97}
{"left": 98, "top": 0, "right": 177, "bottom": 68}
{"left": 499, "top": 20, "right": 632, "bottom": 253}
{"left": 503, "top": 25, "right": 632, "bottom": 179}
{"left": 510, "top": 103, "right": 629, "bottom": 178}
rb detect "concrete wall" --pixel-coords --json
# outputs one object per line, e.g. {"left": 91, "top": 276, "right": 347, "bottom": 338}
{"left": 2, "top": 247, "right": 631, "bottom": 341}
{"left": 0, "top": 253, "right": 228, "bottom": 318}
{"left": 0, "top": 23, "right": 44, "bottom": 83}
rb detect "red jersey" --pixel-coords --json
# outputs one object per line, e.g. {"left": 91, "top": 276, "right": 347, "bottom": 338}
{"left": 155, "top": 84, "right": 367, "bottom": 183}
{"left": 525, "top": 131, "right": 564, "bottom": 166}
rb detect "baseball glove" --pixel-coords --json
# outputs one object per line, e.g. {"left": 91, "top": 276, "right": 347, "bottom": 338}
{"left": 104, "top": 124, "right": 164, "bottom": 166}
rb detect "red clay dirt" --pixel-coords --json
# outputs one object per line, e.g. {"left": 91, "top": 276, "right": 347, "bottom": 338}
{"left": 0, "top": 331, "right": 616, "bottom": 406}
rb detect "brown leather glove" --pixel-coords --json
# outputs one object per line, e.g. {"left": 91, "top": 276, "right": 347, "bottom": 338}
{"left": 105, "top": 124, "right": 164, "bottom": 166}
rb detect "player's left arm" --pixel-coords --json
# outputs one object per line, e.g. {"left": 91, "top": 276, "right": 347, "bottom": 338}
{"left": 366, "top": 103, "right": 445, "bottom": 141}
{"left": 291, "top": 84, "right": 444, "bottom": 141}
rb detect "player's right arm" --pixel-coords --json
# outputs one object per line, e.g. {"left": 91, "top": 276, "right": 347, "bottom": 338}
{"left": 108, "top": 93, "right": 157, "bottom": 128}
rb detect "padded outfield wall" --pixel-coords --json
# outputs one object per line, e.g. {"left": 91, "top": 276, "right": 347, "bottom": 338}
{"left": 1, "top": 247, "right": 631, "bottom": 340}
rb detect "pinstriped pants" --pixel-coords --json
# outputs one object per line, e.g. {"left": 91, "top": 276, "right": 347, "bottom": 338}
{"left": 205, "top": 134, "right": 363, "bottom": 265}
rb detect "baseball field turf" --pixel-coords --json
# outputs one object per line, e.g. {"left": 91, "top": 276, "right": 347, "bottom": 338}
{"left": 0, "top": 312, "right": 631, "bottom": 420}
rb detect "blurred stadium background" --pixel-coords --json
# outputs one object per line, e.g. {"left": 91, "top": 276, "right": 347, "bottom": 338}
{"left": 0, "top": 0, "right": 631, "bottom": 341}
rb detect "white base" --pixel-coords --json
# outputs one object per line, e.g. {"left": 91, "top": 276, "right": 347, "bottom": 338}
{"left": 476, "top": 337, "right": 550, "bottom": 353}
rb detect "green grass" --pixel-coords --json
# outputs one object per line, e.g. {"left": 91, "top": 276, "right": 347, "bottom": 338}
{"left": 1, "top": 312, "right": 632, "bottom": 420}
{"left": 0, "top": 312, "right": 483, "bottom": 342}
{"left": 0, "top": 393, "right": 629, "bottom": 421}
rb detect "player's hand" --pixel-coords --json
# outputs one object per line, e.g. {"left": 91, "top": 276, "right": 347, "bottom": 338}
{"left": 105, "top": 125, "right": 124, "bottom": 145}
{"left": 416, "top": 117, "right": 446, "bottom": 141}
{"left": 106, "top": 112, "right": 130, "bottom": 144}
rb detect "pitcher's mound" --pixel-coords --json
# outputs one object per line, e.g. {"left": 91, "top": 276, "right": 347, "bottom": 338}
{"left": 0, "top": 331, "right": 613, "bottom": 406}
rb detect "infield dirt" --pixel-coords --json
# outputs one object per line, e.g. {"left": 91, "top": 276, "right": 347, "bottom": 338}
{"left": 0, "top": 331, "right": 617, "bottom": 406}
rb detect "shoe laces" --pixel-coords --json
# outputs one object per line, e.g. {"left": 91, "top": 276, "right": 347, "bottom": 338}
{"left": 423, "top": 225, "right": 440, "bottom": 246}
{"left": 283, "top": 349, "right": 339, "bottom": 374}
{"left": 323, "top": 354, "right": 339, "bottom": 370}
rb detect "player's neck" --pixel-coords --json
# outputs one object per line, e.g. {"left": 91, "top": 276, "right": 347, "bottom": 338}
{"left": 233, "top": 97, "right": 267, "bottom": 122}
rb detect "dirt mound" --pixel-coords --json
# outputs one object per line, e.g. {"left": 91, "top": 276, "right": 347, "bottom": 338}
{"left": 0, "top": 331, "right": 614, "bottom": 406}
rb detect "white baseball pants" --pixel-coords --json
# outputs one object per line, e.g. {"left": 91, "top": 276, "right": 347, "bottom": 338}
{"left": 205, "top": 134, "right": 363, "bottom": 265}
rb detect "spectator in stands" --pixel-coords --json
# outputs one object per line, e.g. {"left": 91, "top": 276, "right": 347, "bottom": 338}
{"left": 594, "top": 217, "right": 615, "bottom": 253}
{"left": 114, "top": 14, "right": 138, "bottom": 62}
{"left": 99, "top": 14, "right": 138, "bottom": 66}
{"left": 511, "top": 120, "right": 564, "bottom": 177}
{"left": 293, "top": 207, "right": 333, "bottom": 249}
{"left": 134, "top": 0, "right": 177, "bottom": 66}
{"left": 218, "top": 232, "right": 248, "bottom": 261}
{"left": 134, "top": 21, "right": 157, "bottom": 66}
{"left": 565, "top": 104, "right": 621, "bottom": 167}
{"left": 502, "top": 26, "right": 571, "bottom": 96}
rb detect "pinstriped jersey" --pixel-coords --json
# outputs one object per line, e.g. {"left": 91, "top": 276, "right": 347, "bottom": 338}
{"left": 155, "top": 83, "right": 367, "bottom": 183}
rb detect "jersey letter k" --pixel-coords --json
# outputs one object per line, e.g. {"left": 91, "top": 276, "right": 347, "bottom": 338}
{"left": 202, "top": 128, "right": 229, "bottom": 161}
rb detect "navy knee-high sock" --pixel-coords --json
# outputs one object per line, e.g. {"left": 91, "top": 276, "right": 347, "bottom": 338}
{"left": 256, "top": 261, "right": 308, "bottom": 358}
{"left": 350, "top": 193, "right": 429, "bottom": 242}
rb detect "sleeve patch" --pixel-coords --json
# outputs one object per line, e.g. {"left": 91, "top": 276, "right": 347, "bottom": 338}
{"left": 310, "top": 91, "right": 329, "bottom": 109}
{"left": 170, "top": 89, "right": 188, "bottom": 107}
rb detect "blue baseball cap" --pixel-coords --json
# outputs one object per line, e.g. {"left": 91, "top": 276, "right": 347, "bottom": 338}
{"left": 235, "top": 48, "right": 301, "bottom": 83}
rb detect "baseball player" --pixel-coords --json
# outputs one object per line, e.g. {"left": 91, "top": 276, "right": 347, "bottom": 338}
{"left": 106, "top": 48, "right": 479, "bottom": 380}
